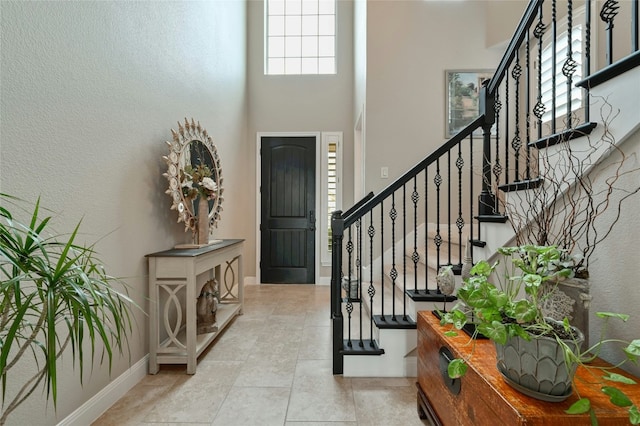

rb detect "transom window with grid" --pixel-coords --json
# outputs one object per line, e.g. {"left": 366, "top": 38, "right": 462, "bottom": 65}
{"left": 266, "top": 0, "right": 336, "bottom": 75}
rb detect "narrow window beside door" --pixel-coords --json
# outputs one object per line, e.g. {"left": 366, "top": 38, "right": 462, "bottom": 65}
{"left": 321, "top": 132, "right": 342, "bottom": 265}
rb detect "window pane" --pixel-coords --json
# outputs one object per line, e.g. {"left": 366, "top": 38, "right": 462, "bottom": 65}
{"left": 318, "top": 0, "right": 334, "bottom": 14}
{"left": 318, "top": 36, "right": 334, "bottom": 56}
{"left": 285, "top": 57, "right": 301, "bottom": 74}
{"left": 285, "top": 0, "right": 302, "bottom": 15}
{"left": 318, "top": 15, "right": 334, "bottom": 36}
{"left": 318, "top": 57, "right": 335, "bottom": 74}
{"left": 301, "top": 57, "right": 318, "bottom": 74}
{"left": 285, "top": 15, "right": 302, "bottom": 36}
{"left": 268, "top": 16, "right": 285, "bottom": 36}
{"left": 302, "top": 0, "right": 318, "bottom": 15}
{"left": 268, "top": 58, "right": 285, "bottom": 74}
{"left": 268, "top": 36, "right": 285, "bottom": 57}
{"left": 301, "top": 15, "right": 318, "bottom": 36}
{"left": 269, "top": 0, "right": 285, "bottom": 15}
{"left": 301, "top": 36, "right": 318, "bottom": 57}
{"left": 285, "top": 36, "right": 301, "bottom": 56}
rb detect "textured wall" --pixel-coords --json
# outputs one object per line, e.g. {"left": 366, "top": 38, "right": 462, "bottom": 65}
{"left": 364, "top": 0, "right": 505, "bottom": 194}
{"left": 0, "top": 1, "right": 247, "bottom": 424}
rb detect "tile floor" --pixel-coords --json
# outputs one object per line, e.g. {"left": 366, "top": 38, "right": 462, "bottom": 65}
{"left": 93, "top": 284, "right": 426, "bottom": 426}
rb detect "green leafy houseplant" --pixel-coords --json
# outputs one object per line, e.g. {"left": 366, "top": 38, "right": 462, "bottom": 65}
{"left": 440, "top": 245, "right": 640, "bottom": 424}
{"left": 0, "top": 194, "right": 139, "bottom": 424}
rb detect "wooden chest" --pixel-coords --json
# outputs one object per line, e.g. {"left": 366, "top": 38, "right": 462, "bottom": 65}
{"left": 416, "top": 310, "right": 640, "bottom": 425}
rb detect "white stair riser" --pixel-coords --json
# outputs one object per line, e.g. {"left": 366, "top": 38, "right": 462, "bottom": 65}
{"left": 344, "top": 328, "right": 417, "bottom": 377}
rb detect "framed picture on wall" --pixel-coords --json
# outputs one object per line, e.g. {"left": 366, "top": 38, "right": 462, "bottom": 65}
{"left": 445, "top": 70, "right": 493, "bottom": 138}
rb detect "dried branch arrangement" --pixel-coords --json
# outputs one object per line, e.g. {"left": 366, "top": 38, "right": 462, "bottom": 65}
{"left": 500, "top": 97, "right": 640, "bottom": 278}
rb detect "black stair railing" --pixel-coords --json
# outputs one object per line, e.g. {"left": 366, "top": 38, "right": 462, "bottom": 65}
{"left": 332, "top": 0, "right": 639, "bottom": 375}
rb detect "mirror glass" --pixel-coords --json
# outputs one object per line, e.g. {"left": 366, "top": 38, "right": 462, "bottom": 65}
{"left": 164, "top": 119, "right": 224, "bottom": 235}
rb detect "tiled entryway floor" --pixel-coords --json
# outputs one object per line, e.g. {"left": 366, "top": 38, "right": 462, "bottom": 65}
{"left": 93, "top": 284, "right": 426, "bottom": 426}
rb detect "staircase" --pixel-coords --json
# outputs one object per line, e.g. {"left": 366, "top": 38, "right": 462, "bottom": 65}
{"left": 342, "top": 225, "right": 465, "bottom": 377}
{"left": 331, "top": 0, "right": 640, "bottom": 377}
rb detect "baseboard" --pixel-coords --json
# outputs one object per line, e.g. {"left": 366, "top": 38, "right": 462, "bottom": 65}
{"left": 57, "top": 355, "right": 148, "bottom": 426}
{"left": 317, "top": 276, "right": 330, "bottom": 285}
{"left": 245, "top": 276, "right": 330, "bottom": 285}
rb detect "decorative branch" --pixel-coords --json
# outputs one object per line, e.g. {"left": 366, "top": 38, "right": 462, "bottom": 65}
{"left": 499, "top": 96, "right": 640, "bottom": 277}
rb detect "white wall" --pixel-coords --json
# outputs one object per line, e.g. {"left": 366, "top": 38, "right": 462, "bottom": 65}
{"left": 354, "top": 0, "right": 367, "bottom": 127}
{"left": 364, "top": 0, "right": 509, "bottom": 194}
{"left": 0, "top": 1, "right": 247, "bottom": 424}
{"left": 588, "top": 126, "right": 640, "bottom": 378}
{"left": 247, "top": 0, "right": 355, "bottom": 280}
{"left": 583, "top": 67, "right": 640, "bottom": 377}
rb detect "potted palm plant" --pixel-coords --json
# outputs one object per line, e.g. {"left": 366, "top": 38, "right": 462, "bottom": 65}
{"left": 440, "top": 245, "right": 640, "bottom": 424}
{"left": 0, "top": 194, "right": 140, "bottom": 424}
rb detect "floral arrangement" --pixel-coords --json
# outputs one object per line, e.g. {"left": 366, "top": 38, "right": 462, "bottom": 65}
{"left": 181, "top": 163, "right": 218, "bottom": 201}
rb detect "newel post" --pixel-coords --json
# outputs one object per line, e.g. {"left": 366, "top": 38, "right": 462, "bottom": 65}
{"left": 330, "top": 210, "right": 344, "bottom": 374}
{"left": 478, "top": 80, "right": 498, "bottom": 216}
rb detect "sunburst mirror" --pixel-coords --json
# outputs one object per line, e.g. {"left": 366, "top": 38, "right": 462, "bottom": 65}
{"left": 163, "top": 118, "right": 224, "bottom": 239}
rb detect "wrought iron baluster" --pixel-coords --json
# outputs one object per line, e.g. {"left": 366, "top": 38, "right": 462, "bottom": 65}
{"left": 456, "top": 142, "right": 464, "bottom": 269}
{"left": 434, "top": 159, "right": 442, "bottom": 275}
{"left": 469, "top": 137, "right": 475, "bottom": 262}
{"left": 367, "top": 209, "right": 376, "bottom": 312}
{"left": 412, "top": 176, "right": 420, "bottom": 293}
{"left": 585, "top": 0, "right": 592, "bottom": 121}
{"left": 356, "top": 218, "right": 363, "bottom": 346}
{"left": 533, "top": 4, "right": 547, "bottom": 140}
{"left": 380, "top": 200, "right": 384, "bottom": 318}
{"left": 525, "top": 29, "right": 532, "bottom": 180}
{"left": 402, "top": 184, "right": 408, "bottom": 321}
{"left": 600, "top": 0, "right": 620, "bottom": 65}
{"left": 505, "top": 79, "right": 510, "bottom": 186}
{"left": 564, "top": 0, "right": 578, "bottom": 127}
{"left": 424, "top": 167, "right": 429, "bottom": 293}
{"left": 494, "top": 91, "right": 503, "bottom": 190}
{"left": 447, "top": 150, "right": 452, "bottom": 267}
{"left": 552, "top": 0, "right": 558, "bottom": 133}
{"left": 367, "top": 211, "right": 375, "bottom": 344}
{"left": 512, "top": 51, "right": 523, "bottom": 181}
{"left": 389, "top": 193, "right": 398, "bottom": 321}
{"left": 345, "top": 226, "right": 354, "bottom": 348}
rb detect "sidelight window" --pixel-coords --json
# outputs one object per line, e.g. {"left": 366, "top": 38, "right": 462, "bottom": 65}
{"left": 321, "top": 132, "right": 342, "bottom": 265}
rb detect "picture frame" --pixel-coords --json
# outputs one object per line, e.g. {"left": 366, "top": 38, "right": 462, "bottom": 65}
{"left": 445, "top": 70, "right": 494, "bottom": 138}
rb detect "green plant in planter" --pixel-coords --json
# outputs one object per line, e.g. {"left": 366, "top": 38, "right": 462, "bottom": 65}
{"left": 0, "top": 195, "right": 140, "bottom": 424}
{"left": 440, "top": 245, "right": 640, "bottom": 424}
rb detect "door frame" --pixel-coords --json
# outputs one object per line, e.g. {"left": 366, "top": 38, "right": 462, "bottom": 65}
{"left": 256, "top": 132, "right": 321, "bottom": 284}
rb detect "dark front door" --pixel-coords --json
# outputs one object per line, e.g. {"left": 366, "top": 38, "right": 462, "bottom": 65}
{"left": 260, "top": 136, "right": 316, "bottom": 283}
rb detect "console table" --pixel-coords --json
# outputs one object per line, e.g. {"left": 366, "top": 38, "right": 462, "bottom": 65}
{"left": 417, "top": 310, "right": 640, "bottom": 425}
{"left": 147, "top": 239, "right": 244, "bottom": 374}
